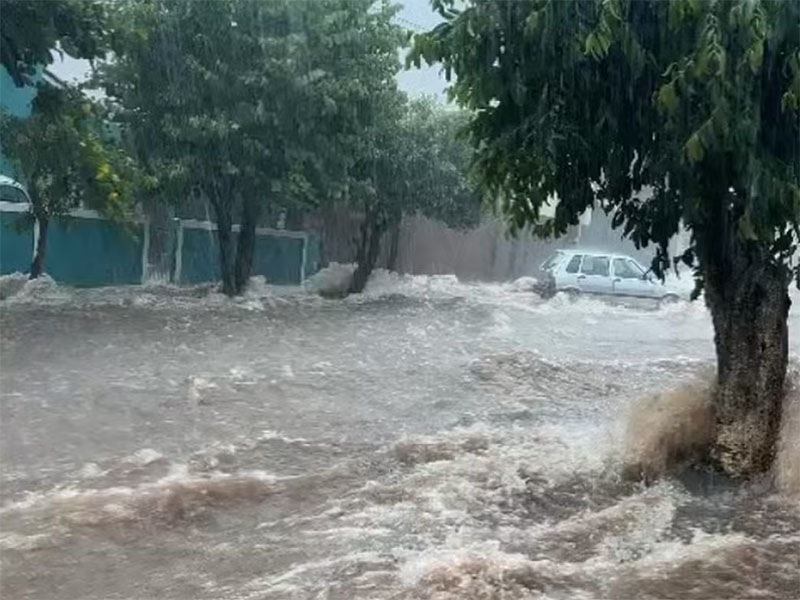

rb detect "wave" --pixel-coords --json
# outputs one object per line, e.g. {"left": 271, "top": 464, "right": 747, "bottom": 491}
{"left": 622, "top": 379, "right": 716, "bottom": 482}
{"left": 0, "top": 467, "right": 280, "bottom": 527}
{"left": 775, "top": 373, "right": 800, "bottom": 497}
{"left": 398, "top": 525, "right": 796, "bottom": 600}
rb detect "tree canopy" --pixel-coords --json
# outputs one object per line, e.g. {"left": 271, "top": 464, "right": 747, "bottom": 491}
{"left": 344, "top": 95, "right": 483, "bottom": 292}
{"left": 100, "top": 0, "right": 407, "bottom": 211}
{"left": 98, "top": 0, "right": 406, "bottom": 294}
{"left": 376, "top": 97, "right": 481, "bottom": 230}
{"left": 411, "top": 0, "right": 800, "bottom": 289}
{"left": 1, "top": 0, "right": 107, "bottom": 86}
{"left": 0, "top": 84, "right": 137, "bottom": 221}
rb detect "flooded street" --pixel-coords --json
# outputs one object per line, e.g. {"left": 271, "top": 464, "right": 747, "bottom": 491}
{"left": 1, "top": 275, "right": 798, "bottom": 599}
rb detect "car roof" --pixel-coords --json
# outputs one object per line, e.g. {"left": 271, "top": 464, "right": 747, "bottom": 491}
{"left": 555, "top": 248, "right": 641, "bottom": 261}
{"left": 0, "top": 175, "right": 27, "bottom": 191}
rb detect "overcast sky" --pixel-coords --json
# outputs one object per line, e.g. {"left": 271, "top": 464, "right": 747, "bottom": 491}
{"left": 395, "top": 0, "right": 448, "bottom": 98}
{"left": 48, "top": 0, "right": 448, "bottom": 99}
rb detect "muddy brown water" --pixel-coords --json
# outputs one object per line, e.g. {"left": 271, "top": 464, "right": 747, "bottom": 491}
{"left": 1, "top": 275, "right": 798, "bottom": 599}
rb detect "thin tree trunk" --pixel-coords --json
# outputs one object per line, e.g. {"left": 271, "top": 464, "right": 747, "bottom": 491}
{"left": 349, "top": 209, "right": 384, "bottom": 294}
{"left": 386, "top": 212, "right": 401, "bottom": 272}
{"left": 211, "top": 201, "right": 236, "bottom": 297}
{"left": 234, "top": 196, "right": 261, "bottom": 295}
{"left": 29, "top": 215, "right": 48, "bottom": 279}
{"left": 704, "top": 243, "right": 790, "bottom": 477}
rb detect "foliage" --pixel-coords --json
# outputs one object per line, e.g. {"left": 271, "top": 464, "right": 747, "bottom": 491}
{"left": 0, "top": 84, "right": 138, "bottom": 224}
{"left": 0, "top": 0, "right": 107, "bottom": 86}
{"left": 99, "top": 0, "right": 404, "bottom": 220}
{"left": 355, "top": 96, "right": 482, "bottom": 229}
{"left": 98, "top": 0, "right": 406, "bottom": 293}
{"left": 344, "top": 93, "right": 483, "bottom": 292}
{"left": 406, "top": 99, "right": 482, "bottom": 229}
{"left": 411, "top": 0, "right": 800, "bottom": 294}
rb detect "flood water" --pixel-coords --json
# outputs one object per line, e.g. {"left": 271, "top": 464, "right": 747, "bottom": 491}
{"left": 1, "top": 273, "right": 798, "bottom": 599}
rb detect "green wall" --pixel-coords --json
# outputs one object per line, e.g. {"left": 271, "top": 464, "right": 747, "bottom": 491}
{"left": 179, "top": 226, "right": 307, "bottom": 285}
{"left": 45, "top": 216, "right": 144, "bottom": 286}
{"left": 251, "top": 234, "right": 304, "bottom": 284}
{"left": 1, "top": 208, "right": 314, "bottom": 287}
{"left": 0, "top": 212, "right": 33, "bottom": 274}
{"left": 180, "top": 227, "right": 220, "bottom": 284}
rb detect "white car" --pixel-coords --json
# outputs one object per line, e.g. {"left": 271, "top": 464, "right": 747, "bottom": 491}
{"left": 536, "top": 249, "right": 680, "bottom": 304}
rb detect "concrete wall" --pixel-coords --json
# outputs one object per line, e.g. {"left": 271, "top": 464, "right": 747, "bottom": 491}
{"left": 392, "top": 215, "right": 579, "bottom": 281}
{"left": 309, "top": 205, "right": 664, "bottom": 282}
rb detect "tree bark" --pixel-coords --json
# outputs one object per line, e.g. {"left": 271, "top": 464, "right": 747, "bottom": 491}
{"left": 29, "top": 215, "right": 48, "bottom": 279}
{"left": 386, "top": 212, "right": 401, "bottom": 272}
{"left": 704, "top": 246, "right": 790, "bottom": 477}
{"left": 211, "top": 201, "right": 236, "bottom": 297}
{"left": 234, "top": 196, "right": 261, "bottom": 295}
{"left": 349, "top": 208, "right": 385, "bottom": 294}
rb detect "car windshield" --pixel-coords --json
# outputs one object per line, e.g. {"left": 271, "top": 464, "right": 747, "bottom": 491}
{"left": 540, "top": 251, "right": 563, "bottom": 271}
{"left": 614, "top": 257, "right": 643, "bottom": 278}
{"left": 628, "top": 259, "right": 647, "bottom": 277}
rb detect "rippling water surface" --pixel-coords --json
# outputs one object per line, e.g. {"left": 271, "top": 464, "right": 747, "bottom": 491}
{"left": 1, "top": 273, "right": 798, "bottom": 599}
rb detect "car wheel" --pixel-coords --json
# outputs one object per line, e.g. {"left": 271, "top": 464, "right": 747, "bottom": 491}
{"left": 659, "top": 294, "right": 679, "bottom": 308}
{"left": 564, "top": 288, "right": 581, "bottom": 301}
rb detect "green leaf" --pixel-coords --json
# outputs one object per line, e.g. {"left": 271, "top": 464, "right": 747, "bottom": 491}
{"left": 737, "top": 212, "right": 758, "bottom": 241}
{"left": 684, "top": 132, "right": 704, "bottom": 163}
{"left": 584, "top": 32, "right": 598, "bottom": 58}
{"left": 656, "top": 81, "right": 678, "bottom": 114}
{"left": 747, "top": 42, "right": 763, "bottom": 75}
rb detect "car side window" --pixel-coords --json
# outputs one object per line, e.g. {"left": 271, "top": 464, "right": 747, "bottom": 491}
{"left": 613, "top": 258, "right": 639, "bottom": 279}
{"left": 581, "top": 255, "right": 609, "bottom": 276}
{"left": 565, "top": 254, "right": 583, "bottom": 273}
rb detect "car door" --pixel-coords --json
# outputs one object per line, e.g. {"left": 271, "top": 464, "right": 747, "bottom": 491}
{"left": 612, "top": 258, "right": 655, "bottom": 297}
{"left": 577, "top": 254, "right": 612, "bottom": 294}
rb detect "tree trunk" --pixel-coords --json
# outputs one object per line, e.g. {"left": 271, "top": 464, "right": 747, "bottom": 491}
{"left": 386, "top": 212, "right": 401, "bottom": 272}
{"left": 704, "top": 248, "right": 790, "bottom": 477}
{"left": 212, "top": 202, "right": 236, "bottom": 297}
{"left": 234, "top": 197, "right": 261, "bottom": 295}
{"left": 29, "top": 215, "right": 49, "bottom": 279}
{"left": 349, "top": 209, "right": 385, "bottom": 294}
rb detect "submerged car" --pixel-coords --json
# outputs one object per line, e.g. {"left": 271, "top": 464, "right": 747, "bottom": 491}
{"left": 536, "top": 249, "right": 680, "bottom": 305}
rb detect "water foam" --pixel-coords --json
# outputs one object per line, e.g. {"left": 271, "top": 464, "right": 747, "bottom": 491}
{"left": 1, "top": 273, "right": 65, "bottom": 303}
{"left": 0, "top": 468, "right": 280, "bottom": 527}
{"left": 304, "top": 262, "right": 356, "bottom": 297}
{"left": 775, "top": 383, "right": 800, "bottom": 497}
{"left": 621, "top": 379, "right": 716, "bottom": 481}
{"left": 0, "top": 271, "right": 28, "bottom": 299}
